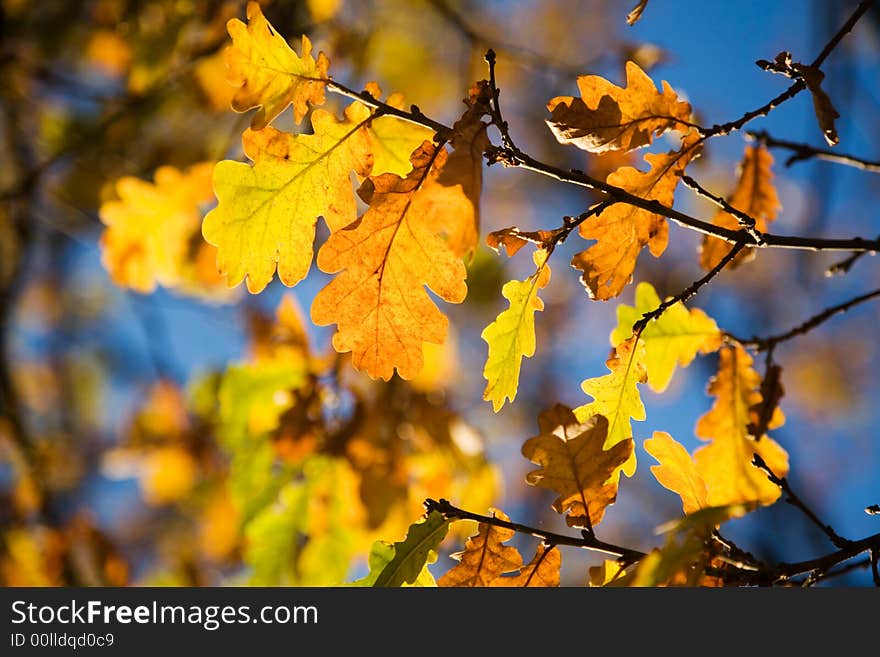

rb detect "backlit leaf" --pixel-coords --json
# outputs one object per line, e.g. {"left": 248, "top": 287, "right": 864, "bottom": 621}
{"left": 521, "top": 405, "right": 633, "bottom": 528}
{"left": 575, "top": 336, "right": 647, "bottom": 476}
{"left": 438, "top": 508, "right": 523, "bottom": 587}
{"left": 357, "top": 510, "right": 449, "bottom": 587}
{"left": 572, "top": 132, "right": 701, "bottom": 300}
{"left": 310, "top": 141, "right": 469, "bottom": 381}
{"left": 611, "top": 281, "right": 721, "bottom": 391}
{"left": 644, "top": 431, "right": 708, "bottom": 515}
{"left": 481, "top": 249, "right": 551, "bottom": 411}
{"left": 700, "top": 145, "right": 781, "bottom": 270}
{"left": 694, "top": 344, "right": 789, "bottom": 507}
{"left": 490, "top": 545, "right": 561, "bottom": 587}
{"left": 546, "top": 61, "right": 691, "bottom": 153}
{"left": 226, "top": 2, "right": 330, "bottom": 128}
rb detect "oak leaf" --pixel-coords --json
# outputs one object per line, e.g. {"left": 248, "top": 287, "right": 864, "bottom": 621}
{"left": 203, "top": 109, "right": 375, "bottom": 294}
{"left": 694, "top": 344, "right": 789, "bottom": 507}
{"left": 546, "top": 61, "right": 691, "bottom": 153}
{"left": 486, "top": 227, "right": 554, "bottom": 257}
{"left": 700, "top": 145, "right": 781, "bottom": 270}
{"left": 226, "top": 2, "right": 329, "bottom": 128}
{"left": 437, "top": 508, "right": 523, "bottom": 587}
{"left": 575, "top": 336, "right": 647, "bottom": 476}
{"left": 99, "top": 162, "right": 215, "bottom": 294}
{"left": 644, "top": 431, "right": 708, "bottom": 515}
{"left": 362, "top": 82, "right": 435, "bottom": 177}
{"left": 481, "top": 250, "right": 551, "bottom": 411}
{"left": 572, "top": 133, "right": 701, "bottom": 300}
{"left": 521, "top": 405, "right": 633, "bottom": 528}
{"left": 355, "top": 511, "right": 449, "bottom": 587}
{"left": 627, "top": 0, "right": 649, "bottom": 25}
{"left": 794, "top": 63, "right": 840, "bottom": 146}
{"left": 490, "top": 545, "right": 561, "bottom": 587}
{"left": 611, "top": 281, "right": 721, "bottom": 392}
{"left": 311, "top": 142, "right": 469, "bottom": 380}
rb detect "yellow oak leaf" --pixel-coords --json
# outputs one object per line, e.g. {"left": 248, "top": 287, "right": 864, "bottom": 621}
{"left": 437, "top": 508, "right": 523, "bottom": 587}
{"left": 611, "top": 281, "right": 721, "bottom": 392}
{"left": 226, "top": 2, "right": 329, "bottom": 128}
{"left": 99, "top": 162, "right": 215, "bottom": 294}
{"left": 521, "top": 405, "right": 634, "bottom": 528}
{"left": 203, "top": 108, "right": 374, "bottom": 294}
{"left": 310, "top": 141, "right": 469, "bottom": 381}
{"left": 700, "top": 145, "right": 781, "bottom": 270}
{"left": 363, "top": 82, "right": 435, "bottom": 177}
{"left": 573, "top": 133, "right": 701, "bottom": 300}
{"left": 575, "top": 335, "right": 647, "bottom": 476}
{"left": 546, "top": 61, "right": 691, "bottom": 153}
{"left": 644, "top": 431, "right": 708, "bottom": 515}
{"left": 694, "top": 344, "right": 789, "bottom": 507}
{"left": 490, "top": 545, "right": 561, "bottom": 587}
{"left": 481, "top": 249, "right": 551, "bottom": 412}
{"left": 589, "top": 559, "right": 634, "bottom": 587}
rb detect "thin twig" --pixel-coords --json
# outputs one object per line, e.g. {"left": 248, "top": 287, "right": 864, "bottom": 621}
{"left": 750, "top": 130, "right": 880, "bottom": 171}
{"left": 680, "top": 175, "right": 764, "bottom": 244}
{"left": 632, "top": 240, "right": 748, "bottom": 334}
{"left": 424, "top": 498, "right": 646, "bottom": 564}
{"left": 825, "top": 235, "right": 878, "bottom": 276}
{"left": 739, "top": 288, "right": 880, "bottom": 351}
{"left": 752, "top": 454, "right": 851, "bottom": 549}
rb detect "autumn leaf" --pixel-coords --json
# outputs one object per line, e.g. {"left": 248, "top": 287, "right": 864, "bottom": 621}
{"left": 546, "top": 61, "right": 691, "bottom": 153}
{"left": 481, "top": 249, "right": 551, "bottom": 411}
{"left": 225, "top": 2, "right": 330, "bottom": 129}
{"left": 99, "top": 162, "right": 215, "bottom": 294}
{"left": 644, "top": 431, "right": 708, "bottom": 515}
{"left": 521, "top": 405, "right": 633, "bottom": 528}
{"left": 203, "top": 110, "right": 373, "bottom": 293}
{"left": 589, "top": 559, "right": 634, "bottom": 587}
{"left": 627, "top": 0, "right": 649, "bottom": 25}
{"left": 694, "top": 344, "right": 789, "bottom": 507}
{"left": 437, "top": 509, "right": 523, "bottom": 587}
{"left": 362, "top": 82, "right": 435, "bottom": 177}
{"left": 490, "top": 545, "right": 561, "bottom": 587}
{"left": 310, "top": 141, "right": 469, "bottom": 381}
{"left": 486, "top": 227, "right": 554, "bottom": 257}
{"left": 575, "top": 336, "right": 647, "bottom": 476}
{"left": 572, "top": 133, "right": 701, "bottom": 300}
{"left": 700, "top": 145, "right": 781, "bottom": 270}
{"left": 611, "top": 281, "right": 721, "bottom": 392}
{"left": 355, "top": 510, "right": 449, "bottom": 587}
{"left": 793, "top": 63, "right": 840, "bottom": 146}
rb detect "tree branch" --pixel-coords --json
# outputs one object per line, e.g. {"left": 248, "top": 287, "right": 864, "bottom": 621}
{"left": 750, "top": 130, "right": 880, "bottom": 171}
{"left": 738, "top": 288, "right": 880, "bottom": 351}
{"left": 680, "top": 175, "right": 763, "bottom": 244}
{"left": 752, "top": 454, "right": 851, "bottom": 549}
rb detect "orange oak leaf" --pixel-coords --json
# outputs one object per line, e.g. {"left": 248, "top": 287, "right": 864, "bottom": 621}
{"left": 694, "top": 344, "right": 789, "bottom": 507}
{"left": 644, "top": 431, "right": 708, "bottom": 515}
{"left": 226, "top": 2, "right": 330, "bottom": 129}
{"left": 437, "top": 508, "right": 523, "bottom": 587}
{"left": 310, "top": 142, "right": 469, "bottom": 381}
{"left": 572, "top": 132, "right": 701, "bottom": 300}
{"left": 486, "top": 227, "right": 554, "bottom": 257}
{"left": 521, "top": 405, "right": 634, "bottom": 528}
{"left": 699, "top": 145, "right": 781, "bottom": 270}
{"left": 546, "top": 61, "right": 691, "bottom": 153}
{"left": 490, "top": 545, "right": 561, "bottom": 587}
{"left": 627, "top": 0, "right": 649, "bottom": 25}
{"left": 99, "top": 162, "right": 216, "bottom": 294}
{"left": 421, "top": 81, "right": 492, "bottom": 258}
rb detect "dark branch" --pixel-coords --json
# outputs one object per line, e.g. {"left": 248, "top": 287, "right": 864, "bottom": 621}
{"left": 633, "top": 240, "right": 748, "bottom": 335}
{"left": 739, "top": 288, "right": 880, "bottom": 351}
{"left": 681, "top": 174, "right": 764, "bottom": 244}
{"left": 424, "top": 498, "right": 646, "bottom": 564}
{"left": 750, "top": 130, "right": 880, "bottom": 171}
{"left": 752, "top": 454, "right": 851, "bottom": 549}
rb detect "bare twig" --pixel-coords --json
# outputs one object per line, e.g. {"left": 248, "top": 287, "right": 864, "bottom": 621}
{"left": 680, "top": 175, "right": 764, "bottom": 244}
{"left": 750, "top": 130, "right": 880, "bottom": 171}
{"left": 752, "top": 454, "right": 851, "bottom": 549}
{"left": 825, "top": 235, "right": 878, "bottom": 276}
{"left": 632, "top": 239, "right": 748, "bottom": 335}
{"left": 739, "top": 288, "right": 880, "bottom": 351}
